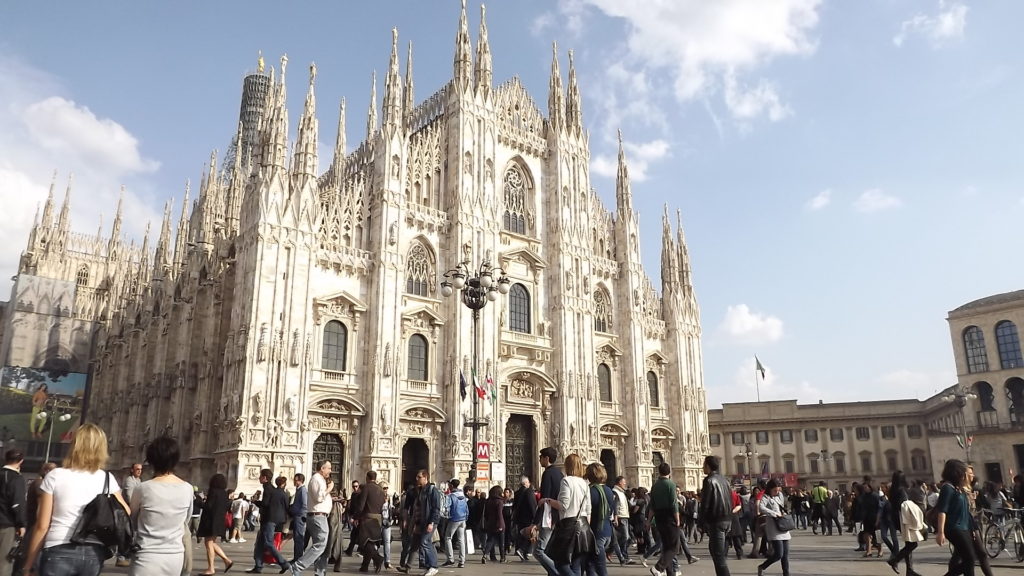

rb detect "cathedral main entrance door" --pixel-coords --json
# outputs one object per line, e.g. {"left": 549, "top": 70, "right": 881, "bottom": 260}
{"left": 312, "top": 433, "right": 344, "bottom": 487}
{"left": 600, "top": 449, "right": 617, "bottom": 485}
{"left": 504, "top": 414, "right": 535, "bottom": 487}
{"left": 402, "top": 438, "right": 429, "bottom": 490}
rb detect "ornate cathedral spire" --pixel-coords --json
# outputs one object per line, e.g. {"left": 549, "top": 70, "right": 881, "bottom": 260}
{"left": 677, "top": 208, "right": 692, "bottom": 288}
{"left": 366, "top": 71, "right": 378, "bottom": 140}
{"left": 404, "top": 41, "right": 415, "bottom": 126}
{"left": 615, "top": 130, "right": 633, "bottom": 216}
{"left": 548, "top": 43, "right": 564, "bottom": 132}
{"left": 661, "top": 205, "right": 680, "bottom": 289}
{"left": 383, "top": 29, "right": 403, "bottom": 129}
{"left": 566, "top": 49, "right": 583, "bottom": 133}
{"left": 331, "top": 98, "right": 347, "bottom": 177}
{"left": 140, "top": 221, "right": 151, "bottom": 272}
{"left": 259, "top": 55, "right": 289, "bottom": 170}
{"left": 474, "top": 4, "right": 492, "bottom": 95}
{"left": 110, "top": 187, "right": 124, "bottom": 243}
{"left": 57, "top": 173, "right": 72, "bottom": 233}
{"left": 453, "top": 0, "right": 473, "bottom": 91}
{"left": 293, "top": 62, "right": 319, "bottom": 178}
{"left": 173, "top": 181, "right": 190, "bottom": 269}
{"left": 154, "top": 199, "right": 172, "bottom": 278}
{"left": 41, "top": 170, "right": 57, "bottom": 229}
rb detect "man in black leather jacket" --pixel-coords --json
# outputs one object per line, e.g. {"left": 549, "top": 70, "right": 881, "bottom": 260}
{"left": 698, "top": 456, "right": 733, "bottom": 576}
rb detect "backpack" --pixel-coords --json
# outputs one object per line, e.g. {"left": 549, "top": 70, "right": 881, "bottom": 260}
{"left": 440, "top": 491, "right": 452, "bottom": 519}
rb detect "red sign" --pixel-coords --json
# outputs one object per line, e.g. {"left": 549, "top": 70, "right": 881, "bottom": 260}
{"left": 476, "top": 442, "right": 491, "bottom": 460}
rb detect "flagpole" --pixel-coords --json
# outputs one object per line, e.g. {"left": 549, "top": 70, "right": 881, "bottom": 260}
{"left": 755, "top": 364, "right": 760, "bottom": 403}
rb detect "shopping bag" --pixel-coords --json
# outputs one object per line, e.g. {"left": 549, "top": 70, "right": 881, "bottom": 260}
{"left": 465, "top": 529, "right": 475, "bottom": 555}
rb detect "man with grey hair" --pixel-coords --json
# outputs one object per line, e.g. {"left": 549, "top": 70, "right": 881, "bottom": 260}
{"left": 291, "top": 461, "right": 334, "bottom": 576}
{"left": 512, "top": 475, "right": 537, "bottom": 561}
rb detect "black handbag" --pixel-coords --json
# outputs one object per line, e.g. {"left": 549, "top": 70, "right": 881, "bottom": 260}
{"left": 547, "top": 489, "right": 595, "bottom": 565}
{"left": 773, "top": 515, "right": 796, "bottom": 532}
{"left": 70, "top": 472, "right": 135, "bottom": 559}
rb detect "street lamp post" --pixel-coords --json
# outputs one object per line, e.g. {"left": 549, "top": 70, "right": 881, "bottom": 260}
{"left": 37, "top": 398, "right": 74, "bottom": 463}
{"left": 819, "top": 448, "right": 833, "bottom": 477}
{"left": 739, "top": 442, "right": 758, "bottom": 482}
{"left": 943, "top": 384, "right": 978, "bottom": 463}
{"left": 440, "top": 257, "right": 510, "bottom": 487}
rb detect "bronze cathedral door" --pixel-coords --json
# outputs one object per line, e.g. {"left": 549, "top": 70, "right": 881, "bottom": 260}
{"left": 504, "top": 414, "right": 535, "bottom": 486}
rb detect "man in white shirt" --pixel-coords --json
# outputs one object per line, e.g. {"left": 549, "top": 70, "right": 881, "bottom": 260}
{"left": 611, "top": 476, "right": 635, "bottom": 565}
{"left": 291, "top": 460, "right": 334, "bottom": 576}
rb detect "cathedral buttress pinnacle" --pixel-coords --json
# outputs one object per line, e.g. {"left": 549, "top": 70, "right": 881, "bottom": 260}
{"left": 474, "top": 4, "right": 492, "bottom": 96}
{"left": 615, "top": 130, "right": 634, "bottom": 219}
{"left": 173, "top": 181, "right": 190, "bottom": 270}
{"left": 155, "top": 199, "right": 172, "bottom": 278}
{"left": 566, "top": 50, "right": 583, "bottom": 134}
{"left": 293, "top": 62, "right": 319, "bottom": 179}
{"left": 548, "top": 43, "right": 564, "bottom": 132}
{"left": 453, "top": 0, "right": 473, "bottom": 91}
{"left": 383, "top": 29, "right": 403, "bottom": 130}
{"left": 404, "top": 41, "right": 414, "bottom": 128}
{"left": 677, "top": 209, "right": 693, "bottom": 290}
{"left": 660, "top": 205, "right": 680, "bottom": 291}
{"left": 332, "top": 98, "right": 347, "bottom": 178}
{"left": 41, "top": 170, "right": 57, "bottom": 229}
{"left": 366, "top": 71, "right": 378, "bottom": 141}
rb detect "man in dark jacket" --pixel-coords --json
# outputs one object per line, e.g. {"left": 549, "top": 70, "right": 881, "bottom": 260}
{"left": 0, "top": 449, "right": 26, "bottom": 576}
{"left": 649, "top": 462, "right": 680, "bottom": 576}
{"left": 697, "top": 455, "right": 733, "bottom": 576}
{"left": 530, "top": 447, "right": 563, "bottom": 576}
{"left": 512, "top": 476, "right": 537, "bottom": 561}
{"left": 353, "top": 470, "right": 387, "bottom": 573}
{"left": 246, "top": 469, "right": 291, "bottom": 573}
{"left": 397, "top": 469, "right": 440, "bottom": 576}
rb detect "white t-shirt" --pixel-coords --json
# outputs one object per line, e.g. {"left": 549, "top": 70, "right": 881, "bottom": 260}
{"left": 557, "top": 476, "right": 591, "bottom": 520}
{"left": 231, "top": 498, "right": 249, "bottom": 519}
{"left": 40, "top": 468, "right": 121, "bottom": 549}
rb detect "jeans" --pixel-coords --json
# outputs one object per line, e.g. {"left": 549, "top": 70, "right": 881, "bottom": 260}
{"left": 418, "top": 531, "right": 437, "bottom": 569}
{"left": 293, "top": 515, "right": 328, "bottom": 575}
{"left": 482, "top": 531, "right": 504, "bottom": 561}
{"left": 444, "top": 520, "right": 466, "bottom": 565}
{"left": 399, "top": 527, "right": 413, "bottom": 568}
{"left": 707, "top": 520, "right": 732, "bottom": 576}
{"left": 586, "top": 534, "right": 610, "bottom": 576}
{"left": 292, "top": 515, "right": 307, "bottom": 560}
{"left": 381, "top": 526, "right": 392, "bottom": 565}
{"left": 653, "top": 513, "right": 679, "bottom": 573}
{"left": 758, "top": 539, "right": 790, "bottom": 576}
{"left": 39, "top": 544, "right": 105, "bottom": 576}
{"left": 254, "top": 520, "right": 289, "bottom": 569}
{"left": 556, "top": 554, "right": 583, "bottom": 576}
{"left": 534, "top": 527, "right": 558, "bottom": 576}
{"left": 613, "top": 520, "right": 631, "bottom": 562}
{"left": 880, "top": 520, "right": 899, "bottom": 555}
{"left": 945, "top": 528, "right": 976, "bottom": 576}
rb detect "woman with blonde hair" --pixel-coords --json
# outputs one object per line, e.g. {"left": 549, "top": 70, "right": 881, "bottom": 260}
{"left": 539, "top": 454, "right": 592, "bottom": 576}
{"left": 22, "top": 423, "right": 128, "bottom": 576}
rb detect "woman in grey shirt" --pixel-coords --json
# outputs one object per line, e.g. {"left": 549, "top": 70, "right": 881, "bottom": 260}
{"left": 129, "top": 436, "right": 194, "bottom": 576}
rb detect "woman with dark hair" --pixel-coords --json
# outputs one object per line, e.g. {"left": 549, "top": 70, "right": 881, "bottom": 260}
{"left": 583, "top": 462, "right": 613, "bottom": 576}
{"left": 936, "top": 459, "right": 976, "bottom": 576}
{"left": 481, "top": 485, "right": 506, "bottom": 563}
{"left": 757, "top": 479, "right": 791, "bottom": 576}
{"left": 128, "top": 436, "right": 194, "bottom": 575}
{"left": 197, "top": 473, "right": 233, "bottom": 574}
{"left": 858, "top": 483, "right": 882, "bottom": 557}
{"left": 887, "top": 471, "right": 924, "bottom": 576}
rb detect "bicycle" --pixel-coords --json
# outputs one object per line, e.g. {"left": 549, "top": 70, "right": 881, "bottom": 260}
{"left": 982, "top": 507, "right": 1024, "bottom": 562}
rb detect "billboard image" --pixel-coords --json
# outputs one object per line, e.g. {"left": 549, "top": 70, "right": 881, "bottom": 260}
{"left": 0, "top": 366, "right": 84, "bottom": 448}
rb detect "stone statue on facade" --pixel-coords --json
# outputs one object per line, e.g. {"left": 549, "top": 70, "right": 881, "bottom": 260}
{"left": 284, "top": 395, "right": 298, "bottom": 427}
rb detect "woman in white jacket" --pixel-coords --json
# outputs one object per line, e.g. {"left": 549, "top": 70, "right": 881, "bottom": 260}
{"left": 886, "top": 471, "right": 924, "bottom": 576}
{"left": 757, "top": 479, "right": 791, "bottom": 576}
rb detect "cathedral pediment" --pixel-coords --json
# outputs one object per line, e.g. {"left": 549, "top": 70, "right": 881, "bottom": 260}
{"left": 313, "top": 290, "right": 368, "bottom": 326}
{"left": 315, "top": 290, "right": 368, "bottom": 312}
{"left": 500, "top": 247, "right": 547, "bottom": 271}
{"left": 401, "top": 305, "right": 445, "bottom": 326}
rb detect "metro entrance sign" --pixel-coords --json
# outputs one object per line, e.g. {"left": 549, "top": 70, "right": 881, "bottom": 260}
{"left": 476, "top": 441, "right": 491, "bottom": 460}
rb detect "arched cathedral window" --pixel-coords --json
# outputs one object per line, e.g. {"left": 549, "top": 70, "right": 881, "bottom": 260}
{"left": 76, "top": 265, "right": 89, "bottom": 287}
{"left": 322, "top": 320, "right": 348, "bottom": 371}
{"left": 647, "top": 371, "right": 660, "bottom": 407}
{"left": 509, "top": 284, "right": 531, "bottom": 334}
{"left": 598, "top": 363, "right": 612, "bottom": 402}
{"left": 408, "top": 334, "right": 428, "bottom": 381}
{"left": 503, "top": 166, "right": 528, "bottom": 235}
{"left": 593, "top": 289, "right": 612, "bottom": 333}
{"left": 405, "top": 243, "right": 433, "bottom": 297}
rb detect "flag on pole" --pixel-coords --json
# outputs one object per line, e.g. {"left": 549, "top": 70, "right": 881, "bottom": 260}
{"left": 487, "top": 372, "right": 496, "bottom": 402}
{"left": 956, "top": 435, "right": 965, "bottom": 449}
{"left": 472, "top": 367, "right": 486, "bottom": 399}
{"left": 755, "top": 356, "right": 766, "bottom": 379}
{"left": 966, "top": 435, "right": 974, "bottom": 448}
{"left": 760, "top": 459, "right": 770, "bottom": 479}
{"left": 459, "top": 369, "right": 468, "bottom": 401}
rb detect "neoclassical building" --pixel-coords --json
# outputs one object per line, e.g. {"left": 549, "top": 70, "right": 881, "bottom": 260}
{"left": 1, "top": 3, "right": 710, "bottom": 492}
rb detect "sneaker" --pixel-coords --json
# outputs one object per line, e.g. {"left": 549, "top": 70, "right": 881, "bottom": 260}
{"left": 423, "top": 569, "right": 439, "bottom": 576}
{"left": 115, "top": 559, "right": 131, "bottom": 567}
{"left": 515, "top": 550, "right": 527, "bottom": 562}
{"left": 688, "top": 557, "right": 699, "bottom": 565}
{"left": 648, "top": 567, "right": 666, "bottom": 576}
{"left": 624, "top": 559, "right": 636, "bottom": 566}
{"left": 641, "top": 558, "right": 648, "bottom": 568}
{"left": 457, "top": 564, "right": 464, "bottom": 569}
{"left": 441, "top": 562, "right": 455, "bottom": 567}
{"left": 238, "top": 538, "right": 247, "bottom": 543}
{"left": 395, "top": 566, "right": 409, "bottom": 574}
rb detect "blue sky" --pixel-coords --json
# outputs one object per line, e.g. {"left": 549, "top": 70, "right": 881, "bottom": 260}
{"left": 1, "top": 1, "right": 1021, "bottom": 408}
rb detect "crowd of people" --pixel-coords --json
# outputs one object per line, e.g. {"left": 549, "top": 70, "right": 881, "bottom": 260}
{"left": 1, "top": 429, "right": 1022, "bottom": 576}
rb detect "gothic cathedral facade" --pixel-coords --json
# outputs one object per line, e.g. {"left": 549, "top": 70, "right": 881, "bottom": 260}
{"left": 4, "top": 4, "right": 710, "bottom": 492}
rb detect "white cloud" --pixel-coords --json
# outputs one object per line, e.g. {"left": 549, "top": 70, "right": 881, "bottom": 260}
{"left": 853, "top": 188, "right": 903, "bottom": 213}
{"left": 532, "top": 0, "right": 587, "bottom": 39}
{"left": 805, "top": 188, "right": 832, "bottom": 211}
{"left": 574, "top": 0, "right": 820, "bottom": 124}
{"left": 893, "top": 1, "right": 968, "bottom": 48}
{"left": 0, "top": 55, "right": 161, "bottom": 285}
{"left": 718, "top": 304, "right": 785, "bottom": 345}
{"left": 591, "top": 137, "right": 671, "bottom": 182}
{"left": 875, "top": 369, "right": 955, "bottom": 399}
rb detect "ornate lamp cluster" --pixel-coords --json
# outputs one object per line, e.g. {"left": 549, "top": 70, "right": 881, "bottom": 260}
{"left": 942, "top": 384, "right": 978, "bottom": 462}
{"left": 440, "top": 260, "right": 511, "bottom": 306}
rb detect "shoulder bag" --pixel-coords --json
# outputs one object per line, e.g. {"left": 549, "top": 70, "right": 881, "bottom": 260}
{"left": 547, "top": 483, "right": 595, "bottom": 565}
{"left": 769, "top": 497, "right": 795, "bottom": 532}
{"left": 70, "top": 472, "right": 135, "bottom": 559}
